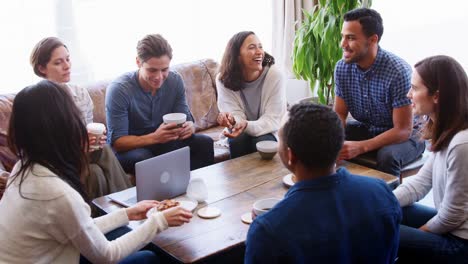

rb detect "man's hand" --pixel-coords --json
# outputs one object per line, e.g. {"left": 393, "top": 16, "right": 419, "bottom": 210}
{"left": 223, "top": 120, "right": 247, "bottom": 138}
{"left": 126, "top": 200, "right": 160, "bottom": 221}
{"left": 178, "top": 121, "right": 195, "bottom": 140}
{"left": 151, "top": 123, "right": 183, "bottom": 144}
{"left": 338, "top": 141, "right": 367, "bottom": 160}
{"left": 217, "top": 112, "right": 236, "bottom": 129}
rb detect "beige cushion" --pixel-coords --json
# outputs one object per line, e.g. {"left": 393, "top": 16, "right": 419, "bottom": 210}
{"left": 171, "top": 59, "right": 220, "bottom": 132}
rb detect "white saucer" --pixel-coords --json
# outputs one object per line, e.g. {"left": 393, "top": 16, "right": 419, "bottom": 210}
{"left": 241, "top": 212, "right": 253, "bottom": 224}
{"left": 146, "top": 198, "right": 198, "bottom": 218}
{"left": 282, "top": 173, "right": 295, "bottom": 187}
{"left": 197, "top": 206, "right": 221, "bottom": 219}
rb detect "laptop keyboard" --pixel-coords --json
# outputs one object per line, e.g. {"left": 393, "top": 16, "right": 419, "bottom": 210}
{"left": 123, "top": 196, "right": 137, "bottom": 206}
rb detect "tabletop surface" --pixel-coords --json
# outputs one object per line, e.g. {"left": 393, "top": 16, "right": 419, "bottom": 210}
{"left": 93, "top": 152, "right": 398, "bottom": 263}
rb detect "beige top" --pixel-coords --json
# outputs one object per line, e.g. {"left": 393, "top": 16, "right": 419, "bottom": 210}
{"left": 65, "top": 84, "right": 94, "bottom": 124}
{"left": 394, "top": 129, "right": 468, "bottom": 239}
{"left": 0, "top": 162, "right": 168, "bottom": 263}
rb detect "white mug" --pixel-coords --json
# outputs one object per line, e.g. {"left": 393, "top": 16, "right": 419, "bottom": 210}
{"left": 187, "top": 178, "right": 208, "bottom": 202}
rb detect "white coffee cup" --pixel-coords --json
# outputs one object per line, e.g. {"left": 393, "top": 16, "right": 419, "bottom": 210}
{"left": 252, "top": 198, "right": 281, "bottom": 218}
{"left": 163, "top": 113, "right": 187, "bottom": 127}
{"left": 187, "top": 178, "right": 208, "bottom": 202}
{"left": 86, "top": 122, "right": 106, "bottom": 150}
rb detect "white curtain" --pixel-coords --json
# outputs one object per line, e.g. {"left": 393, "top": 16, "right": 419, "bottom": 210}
{"left": 272, "top": 0, "right": 315, "bottom": 78}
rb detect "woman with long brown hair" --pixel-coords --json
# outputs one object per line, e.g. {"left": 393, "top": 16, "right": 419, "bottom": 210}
{"left": 394, "top": 55, "right": 468, "bottom": 262}
{"left": 0, "top": 81, "right": 191, "bottom": 263}
{"left": 216, "top": 31, "right": 287, "bottom": 158}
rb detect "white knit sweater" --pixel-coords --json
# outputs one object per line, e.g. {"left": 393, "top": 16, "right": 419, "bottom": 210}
{"left": 0, "top": 162, "right": 168, "bottom": 263}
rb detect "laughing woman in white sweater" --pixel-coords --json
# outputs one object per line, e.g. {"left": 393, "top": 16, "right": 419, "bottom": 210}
{"left": 216, "top": 31, "right": 287, "bottom": 158}
{"left": 0, "top": 80, "right": 192, "bottom": 264}
{"left": 393, "top": 55, "right": 468, "bottom": 263}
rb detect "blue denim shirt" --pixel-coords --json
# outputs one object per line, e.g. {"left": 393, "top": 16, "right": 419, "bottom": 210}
{"left": 245, "top": 168, "right": 402, "bottom": 264}
{"left": 105, "top": 71, "right": 193, "bottom": 144}
{"left": 335, "top": 47, "right": 412, "bottom": 136}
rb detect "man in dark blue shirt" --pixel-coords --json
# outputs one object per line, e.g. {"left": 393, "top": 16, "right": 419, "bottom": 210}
{"left": 245, "top": 102, "right": 402, "bottom": 263}
{"left": 106, "top": 34, "right": 214, "bottom": 173}
{"left": 334, "top": 8, "right": 425, "bottom": 177}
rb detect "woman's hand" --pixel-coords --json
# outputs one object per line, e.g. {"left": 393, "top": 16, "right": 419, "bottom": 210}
{"left": 163, "top": 206, "right": 193, "bottom": 226}
{"left": 126, "top": 200, "right": 159, "bottom": 221}
{"left": 217, "top": 112, "right": 236, "bottom": 128}
{"left": 87, "top": 130, "right": 107, "bottom": 152}
{"left": 223, "top": 120, "right": 248, "bottom": 138}
{"left": 419, "top": 224, "right": 431, "bottom": 233}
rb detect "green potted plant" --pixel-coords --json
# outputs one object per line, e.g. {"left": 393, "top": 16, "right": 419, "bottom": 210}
{"left": 292, "top": 0, "right": 372, "bottom": 105}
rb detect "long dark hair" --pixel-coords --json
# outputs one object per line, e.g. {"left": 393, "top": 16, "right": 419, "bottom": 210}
{"left": 415, "top": 55, "right": 468, "bottom": 151}
{"left": 219, "top": 31, "right": 274, "bottom": 91}
{"left": 7, "top": 80, "right": 89, "bottom": 201}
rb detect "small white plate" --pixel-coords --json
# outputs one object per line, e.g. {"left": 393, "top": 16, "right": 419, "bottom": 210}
{"left": 241, "top": 212, "right": 253, "bottom": 225}
{"left": 282, "top": 173, "right": 296, "bottom": 188}
{"left": 146, "top": 198, "right": 198, "bottom": 218}
{"left": 197, "top": 206, "right": 221, "bottom": 219}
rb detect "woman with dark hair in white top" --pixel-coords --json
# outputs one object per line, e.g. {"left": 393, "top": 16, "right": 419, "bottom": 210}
{"left": 0, "top": 80, "right": 192, "bottom": 263}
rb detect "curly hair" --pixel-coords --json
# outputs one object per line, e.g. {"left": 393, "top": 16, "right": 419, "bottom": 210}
{"left": 281, "top": 102, "right": 344, "bottom": 168}
{"left": 219, "top": 31, "right": 274, "bottom": 91}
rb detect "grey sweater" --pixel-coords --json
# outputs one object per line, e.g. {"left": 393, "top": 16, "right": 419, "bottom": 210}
{"left": 394, "top": 129, "right": 468, "bottom": 239}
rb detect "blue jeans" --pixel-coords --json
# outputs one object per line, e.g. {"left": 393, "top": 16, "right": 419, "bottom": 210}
{"left": 345, "top": 120, "right": 425, "bottom": 176}
{"left": 398, "top": 204, "right": 468, "bottom": 263}
{"left": 228, "top": 133, "right": 276, "bottom": 159}
{"left": 116, "top": 134, "right": 214, "bottom": 173}
{"left": 80, "top": 226, "right": 159, "bottom": 264}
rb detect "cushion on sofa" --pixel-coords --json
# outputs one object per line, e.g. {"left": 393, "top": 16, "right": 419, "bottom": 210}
{"left": 171, "top": 58, "right": 220, "bottom": 132}
{"left": 0, "top": 94, "right": 17, "bottom": 171}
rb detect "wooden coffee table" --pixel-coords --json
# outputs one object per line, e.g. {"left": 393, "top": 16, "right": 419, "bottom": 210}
{"left": 93, "top": 152, "right": 398, "bottom": 263}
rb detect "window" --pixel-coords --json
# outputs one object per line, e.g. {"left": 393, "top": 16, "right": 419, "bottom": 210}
{"left": 0, "top": 0, "right": 272, "bottom": 93}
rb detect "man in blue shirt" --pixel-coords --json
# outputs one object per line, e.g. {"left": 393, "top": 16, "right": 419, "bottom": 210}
{"left": 245, "top": 102, "right": 402, "bottom": 263}
{"left": 334, "top": 8, "right": 425, "bottom": 177}
{"left": 106, "top": 34, "right": 214, "bottom": 174}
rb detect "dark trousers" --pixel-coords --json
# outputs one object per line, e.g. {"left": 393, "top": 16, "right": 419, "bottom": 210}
{"left": 116, "top": 134, "right": 214, "bottom": 174}
{"left": 80, "top": 226, "right": 159, "bottom": 264}
{"left": 228, "top": 133, "right": 276, "bottom": 159}
{"left": 398, "top": 204, "right": 468, "bottom": 263}
{"left": 345, "top": 120, "right": 425, "bottom": 176}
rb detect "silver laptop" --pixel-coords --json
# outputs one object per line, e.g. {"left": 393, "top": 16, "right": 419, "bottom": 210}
{"left": 107, "top": 147, "right": 191, "bottom": 207}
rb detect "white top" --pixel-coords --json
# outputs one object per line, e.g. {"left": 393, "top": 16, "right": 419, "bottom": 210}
{"left": 216, "top": 65, "right": 287, "bottom": 137}
{"left": 394, "top": 129, "right": 468, "bottom": 239}
{"left": 66, "top": 84, "right": 94, "bottom": 124}
{"left": 0, "top": 162, "right": 168, "bottom": 263}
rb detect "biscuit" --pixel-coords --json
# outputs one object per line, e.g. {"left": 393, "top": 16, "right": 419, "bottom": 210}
{"left": 157, "top": 199, "right": 180, "bottom": 211}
